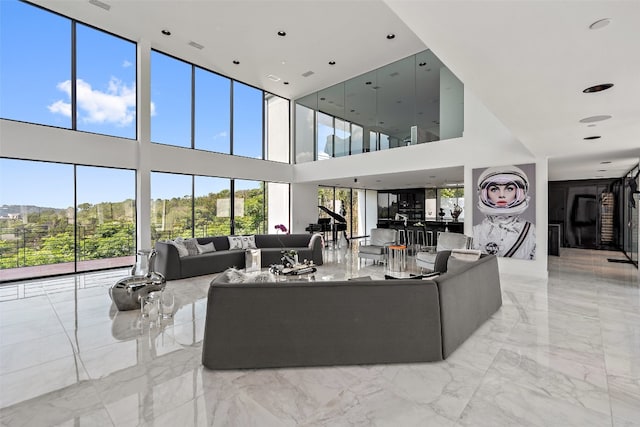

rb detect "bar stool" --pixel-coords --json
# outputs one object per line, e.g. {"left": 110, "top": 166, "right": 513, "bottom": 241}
{"left": 415, "top": 229, "right": 426, "bottom": 250}
{"left": 388, "top": 245, "right": 407, "bottom": 271}
{"left": 397, "top": 229, "right": 407, "bottom": 246}
{"left": 406, "top": 229, "right": 415, "bottom": 251}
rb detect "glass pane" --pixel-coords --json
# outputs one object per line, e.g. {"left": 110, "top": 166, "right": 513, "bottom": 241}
{"left": 334, "top": 118, "right": 349, "bottom": 158}
{"left": 76, "top": 24, "right": 136, "bottom": 139}
{"left": 335, "top": 188, "right": 351, "bottom": 239}
{"left": 151, "top": 51, "right": 192, "bottom": 147}
{"left": 266, "top": 182, "right": 289, "bottom": 234}
{"left": 438, "top": 187, "right": 464, "bottom": 220}
{"left": 295, "top": 104, "right": 315, "bottom": 163}
{"left": 234, "top": 180, "right": 264, "bottom": 235}
{"left": 194, "top": 176, "right": 230, "bottom": 237}
{"left": 265, "top": 94, "right": 289, "bottom": 163}
{"left": 425, "top": 188, "right": 437, "bottom": 219}
{"left": 150, "top": 172, "right": 193, "bottom": 244}
{"left": 0, "top": 1, "right": 71, "bottom": 128}
{"left": 233, "top": 82, "right": 263, "bottom": 159}
{"left": 0, "top": 159, "right": 74, "bottom": 280}
{"left": 351, "top": 124, "right": 363, "bottom": 155}
{"left": 76, "top": 166, "right": 136, "bottom": 272}
{"left": 379, "top": 133, "right": 390, "bottom": 150}
{"left": 317, "top": 112, "right": 333, "bottom": 160}
{"left": 194, "top": 67, "right": 230, "bottom": 154}
{"left": 368, "top": 131, "right": 378, "bottom": 152}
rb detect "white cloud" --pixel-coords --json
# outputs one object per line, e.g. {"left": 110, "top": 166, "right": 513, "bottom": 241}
{"left": 150, "top": 101, "right": 156, "bottom": 117}
{"left": 47, "top": 100, "right": 71, "bottom": 117}
{"left": 48, "top": 78, "right": 136, "bottom": 127}
{"left": 214, "top": 131, "right": 228, "bottom": 139}
{"left": 122, "top": 60, "right": 132, "bottom": 68}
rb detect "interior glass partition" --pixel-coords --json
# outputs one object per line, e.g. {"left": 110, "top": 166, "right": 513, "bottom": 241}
{"left": 295, "top": 104, "right": 315, "bottom": 163}
{"left": 294, "top": 49, "right": 464, "bottom": 163}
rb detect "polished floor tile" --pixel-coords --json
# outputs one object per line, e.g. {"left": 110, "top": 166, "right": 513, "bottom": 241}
{"left": 0, "top": 247, "right": 638, "bottom": 426}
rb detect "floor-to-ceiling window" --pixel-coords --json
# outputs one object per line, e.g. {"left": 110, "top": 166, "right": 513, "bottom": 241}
{"left": 233, "top": 82, "right": 263, "bottom": 159}
{"left": 150, "top": 172, "right": 193, "bottom": 243}
{"left": 233, "top": 180, "right": 265, "bottom": 235}
{"left": 75, "top": 166, "right": 136, "bottom": 272}
{"left": 194, "top": 176, "right": 231, "bottom": 238}
{"left": 0, "top": 158, "right": 136, "bottom": 281}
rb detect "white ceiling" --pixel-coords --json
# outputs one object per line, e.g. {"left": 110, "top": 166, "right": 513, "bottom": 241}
{"left": 30, "top": 0, "right": 640, "bottom": 187}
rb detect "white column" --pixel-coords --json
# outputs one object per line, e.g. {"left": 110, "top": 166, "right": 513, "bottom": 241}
{"left": 136, "top": 39, "right": 152, "bottom": 249}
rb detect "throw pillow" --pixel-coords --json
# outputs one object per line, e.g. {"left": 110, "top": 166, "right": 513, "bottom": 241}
{"left": 241, "top": 235, "right": 257, "bottom": 249}
{"left": 197, "top": 242, "right": 216, "bottom": 254}
{"left": 184, "top": 238, "right": 199, "bottom": 256}
{"left": 227, "top": 235, "right": 243, "bottom": 250}
{"left": 170, "top": 238, "right": 189, "bottom": 258}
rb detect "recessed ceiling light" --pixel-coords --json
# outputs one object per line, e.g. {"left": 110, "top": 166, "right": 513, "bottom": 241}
{"left": 365, "top": 81, "right": 372, "bottom": 85}
{"left": 350, "top": 109, "right": 355, "bottom": 112}
{"left": 579, "top": 115, "right": 612, "bottom": 123}
{"left": 379, "top": 121, "right": 384, "bottom": 124}
{"left": 600, "top": 161, "right": 612, "bottom": 164}
{"left": 277, "top": 30, "right": 286, "bottom": 37}
{"left": 161, "top": 29, "right": 171, "bottom": 36}
{"left": 584, "top": 136, "right": 602, "bottom": 140}
{"left": 328, "top": 61, "right": 336, "bottom": 65}
{"left": 232, "top": 60, "right": 240, "bottom": 65}
{"left": 418, "top": 62, "right": 427, "bottom": 67}
{"left": 283, "top": 81, "right": 289, "bottom": 85}
{"left": 386, "top": 34, "right": 396, "bottom": 40}
{"left": 597, "top": 169, "right": 607, "bottom": 172}
{"left": 589, "top": 18, "right": 611, "bottom": 30}
{"left": 583, "top": 83, "right": 614, "bottom": 93}
{"left": 320, "top": 97, "right": 326, "bottom": 101}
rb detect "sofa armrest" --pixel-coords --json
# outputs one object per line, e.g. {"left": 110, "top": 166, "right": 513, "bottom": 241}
{"left": 433, "top": 250, "right": 452, "bottom": 273}
{"left": 309, "top": 233, "right": 324, "bottom": 265}
{"left": 434, "top": 254, "right": 501, "bottom": 358}
{"left": 154, "top": 242, "right": 182, "bottom": 281}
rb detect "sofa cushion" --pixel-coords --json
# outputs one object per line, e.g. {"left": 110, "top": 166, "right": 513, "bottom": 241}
{"left": 227, "top": 235, "right": 244, "bottom": 250}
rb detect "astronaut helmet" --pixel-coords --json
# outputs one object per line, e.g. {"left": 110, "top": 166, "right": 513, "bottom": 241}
{"left": 477, "top": 165, "right": 530, "bottom": 215}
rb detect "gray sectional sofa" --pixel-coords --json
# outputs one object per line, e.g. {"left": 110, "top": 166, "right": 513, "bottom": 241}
{"left": 202, "top": 251, "right": 501, "bottom": 370}
{"left": 154, "top": 234, "right": 324, "bottom": 280}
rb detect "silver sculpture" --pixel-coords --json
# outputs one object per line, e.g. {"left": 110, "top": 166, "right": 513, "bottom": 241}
{"left": 110, "top": 249, "right": 166, "bottom": 311}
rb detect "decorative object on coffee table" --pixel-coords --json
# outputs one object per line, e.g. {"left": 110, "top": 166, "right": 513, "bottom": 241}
{"left": 110, "top": 249, "right": 166, "bottom": 311}
{"left": 245, "top": 248, "right": 261, "bottom": 272}
{"left": 280, "top": 249, "right": 298, "bottom": 267}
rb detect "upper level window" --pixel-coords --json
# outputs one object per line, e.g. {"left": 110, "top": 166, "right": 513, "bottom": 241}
{"left": 151, "top": 51, "right": 191, "bottom": 148}
{"left": 0, "top": 1, "right": 137, "bottom": 139}
{"left": 233, "top": 82, "right": 263, "bottom": 159}
{"left": 75, "top": 24, "right": 136, "bottom": 139}
{"left": 1, "top": 1, "right": 71, "bottom": 128}
{"left": 195, "top": 67, "right": 231, "bottom": 154}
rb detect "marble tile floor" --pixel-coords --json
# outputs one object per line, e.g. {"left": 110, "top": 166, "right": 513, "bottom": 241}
{"left": 0, "top": 247, "right": 638, "bottom": 426}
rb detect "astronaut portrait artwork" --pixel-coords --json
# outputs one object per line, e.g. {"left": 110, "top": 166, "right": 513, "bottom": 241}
{"left": 472, "top": 164, "right": 536, "bottom": 260}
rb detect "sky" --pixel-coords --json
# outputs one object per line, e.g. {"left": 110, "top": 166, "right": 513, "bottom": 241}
{"left": 0, "top": 0, "right": 264, "bottom": 207}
